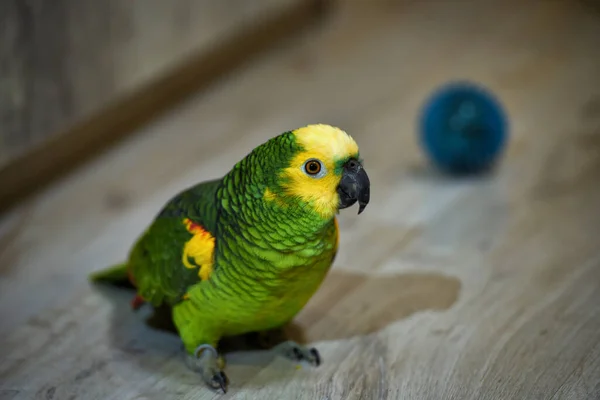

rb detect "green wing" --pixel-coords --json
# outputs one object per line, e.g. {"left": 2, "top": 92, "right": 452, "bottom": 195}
{"left": 128, "top": 178, "right": 221, "bottom": 306}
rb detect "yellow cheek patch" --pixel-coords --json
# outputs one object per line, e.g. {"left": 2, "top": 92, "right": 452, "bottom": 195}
{"left": 282, "top": 152, "right": 340, "bottom": 219}
{"left": 276, "top": 124, "right": 359, "bottom": 220}
{"left": 182, "top": 218, "right": 215, "bottom": 281}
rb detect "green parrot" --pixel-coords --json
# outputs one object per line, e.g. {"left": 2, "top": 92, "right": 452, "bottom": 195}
{"left": 90, "top": 123, "right": 370, "bottom": 392}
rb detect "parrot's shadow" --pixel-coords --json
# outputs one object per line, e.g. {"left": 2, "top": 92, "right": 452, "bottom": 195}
{"left": 94, "top": 268, "right": 461, "bottom": 389}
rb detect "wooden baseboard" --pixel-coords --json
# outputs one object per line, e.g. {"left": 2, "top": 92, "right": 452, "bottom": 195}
{"left": 0, "top": 0, "right": 332, "bottom": 215}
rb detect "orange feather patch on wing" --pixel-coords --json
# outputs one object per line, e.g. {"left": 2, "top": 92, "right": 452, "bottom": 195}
{"left": 182, "top": 218, "right": 215, "bottom": 281}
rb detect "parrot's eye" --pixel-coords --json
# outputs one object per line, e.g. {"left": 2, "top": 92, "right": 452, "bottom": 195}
{"left": 304, "top": 159, "right": 323, "bottom": 176}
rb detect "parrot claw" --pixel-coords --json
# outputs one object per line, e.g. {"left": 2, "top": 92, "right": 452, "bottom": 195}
{"left": 278, "top": 341, "right": 321, "bottom": 367}
{"left": 211, "top": 371, "right": 228, "bottom": 393}
{"left": 186, "top": 344, "right": 229, "bottom": 393}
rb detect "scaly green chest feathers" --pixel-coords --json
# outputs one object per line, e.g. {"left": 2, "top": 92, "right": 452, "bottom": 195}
{"left": 215, "top": 125, "right": 354, "bottom": 269}
{"left": 182, "top": 124, "right": 369, "bottom": 335}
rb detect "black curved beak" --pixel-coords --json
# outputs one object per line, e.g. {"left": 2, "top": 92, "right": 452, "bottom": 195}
{"left": 337, "top": 158, "right": 370, "bottom": 214}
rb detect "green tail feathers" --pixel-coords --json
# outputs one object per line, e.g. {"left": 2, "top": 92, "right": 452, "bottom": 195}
{"left": 89, "top": 262, "right": 129, "bottom": 284}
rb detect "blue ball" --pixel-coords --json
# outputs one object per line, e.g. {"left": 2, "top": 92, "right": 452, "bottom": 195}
{"left": 418, "top": 81, "right": 509, "bottom": 175}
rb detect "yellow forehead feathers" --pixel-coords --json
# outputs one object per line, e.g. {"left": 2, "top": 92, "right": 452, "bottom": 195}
{"left": 267, "top": 124, "right": 360, "bottom": 220}
{"left": 292, "top": 124, "right": 359, "bottom": 161}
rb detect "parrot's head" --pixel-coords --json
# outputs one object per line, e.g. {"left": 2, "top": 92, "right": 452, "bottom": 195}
{"left": 264, "top": 124, "right": 370, "bottom": 220}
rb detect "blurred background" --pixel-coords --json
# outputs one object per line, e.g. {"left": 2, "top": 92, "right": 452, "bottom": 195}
{"left": 2, "top": 0, "right": 600, "bottom": 206}
{"left": 1, "top": 0, "right": 600, "bottom": 398}
{"left": 2, "top": 0, "right": 600, "bottom": 211}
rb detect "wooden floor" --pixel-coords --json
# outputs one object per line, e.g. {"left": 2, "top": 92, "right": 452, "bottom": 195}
{"left": 2, "top": 0, "right": 600, "bottom": 399}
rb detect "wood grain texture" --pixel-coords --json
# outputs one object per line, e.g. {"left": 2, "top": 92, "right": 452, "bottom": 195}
{"left": 0, "top": 0, "right": 303, "bottom": 166}
{"left": 1, "top": 0, "right": 600, "bottom": 399}
{"left": 0, "top": 0, "right": 328, "bottom": 214}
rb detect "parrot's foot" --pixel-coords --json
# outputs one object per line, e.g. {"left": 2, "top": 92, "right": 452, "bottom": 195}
{"left": 277, "top": 341, "right": 321, "bottom": 367}
{"left": 185, "top": 344, "right": 228, "bottom": 393}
